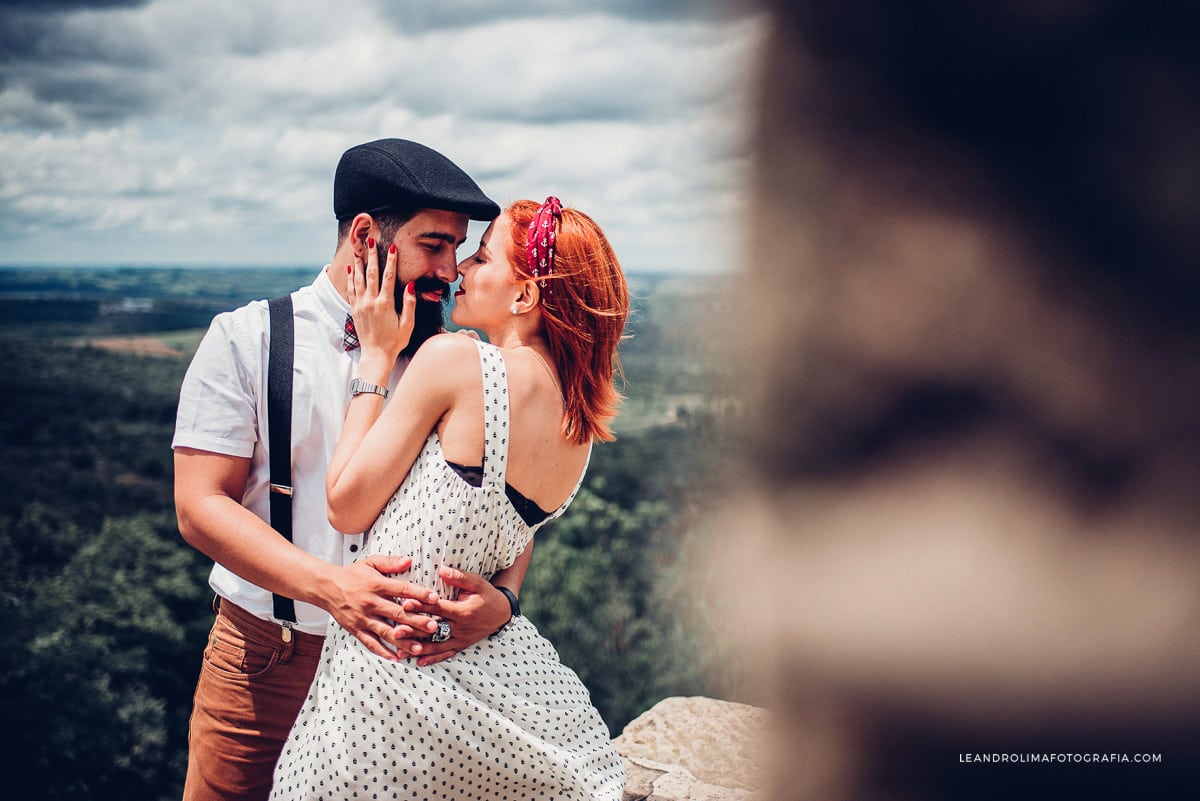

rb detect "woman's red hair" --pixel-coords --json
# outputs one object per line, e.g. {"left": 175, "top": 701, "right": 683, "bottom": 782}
{"left": 506, "top": 199, "right": 629, "bottom": 444}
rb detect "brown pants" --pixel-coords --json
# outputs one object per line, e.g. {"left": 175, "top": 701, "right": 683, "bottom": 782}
{"left": 182, "top": 599, "right": 325, "bottom": 801}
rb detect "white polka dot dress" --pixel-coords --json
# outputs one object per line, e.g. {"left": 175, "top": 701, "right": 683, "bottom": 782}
{"left": 271, "top": 340, "right": 625, "bottom": 800}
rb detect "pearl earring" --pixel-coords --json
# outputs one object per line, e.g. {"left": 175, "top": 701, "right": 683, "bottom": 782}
{"left": 511, "top": 303, "right": 520, "bottom": 315}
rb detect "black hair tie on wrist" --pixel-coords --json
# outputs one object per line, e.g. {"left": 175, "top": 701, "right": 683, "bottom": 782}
{"left": 490, "top": 586, "right": 521, "bottom": 638}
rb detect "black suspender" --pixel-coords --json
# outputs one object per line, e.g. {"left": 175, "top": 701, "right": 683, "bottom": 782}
{"left": 267, "top": 294, "right": 297, "bottom": 624}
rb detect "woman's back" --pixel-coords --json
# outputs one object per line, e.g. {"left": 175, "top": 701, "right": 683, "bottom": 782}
{"left": 430, "top": 334, "right": 591, "bottom": 516}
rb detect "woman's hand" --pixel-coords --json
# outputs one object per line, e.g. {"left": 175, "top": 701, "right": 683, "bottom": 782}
{"left": 394, "top": 566, "right": 516, "bottom": 666}
{"left": 347, "top": 238, "right": 416, "bottom": 371}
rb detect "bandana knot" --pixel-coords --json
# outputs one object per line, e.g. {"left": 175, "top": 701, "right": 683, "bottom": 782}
{"left": 526, "top": 196, "right": 563, "bottom": 296}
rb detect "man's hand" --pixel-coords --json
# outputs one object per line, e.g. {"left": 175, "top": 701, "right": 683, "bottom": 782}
{"left": 397, "top": 566, "right": 514, "bottom": 667}
{"left": 321, "top": 555, "right": 441, "bottom": 660}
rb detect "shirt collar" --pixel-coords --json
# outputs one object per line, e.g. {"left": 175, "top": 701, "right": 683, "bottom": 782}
{"left": 312, "top": 266, "right": 353, "bottom": 350}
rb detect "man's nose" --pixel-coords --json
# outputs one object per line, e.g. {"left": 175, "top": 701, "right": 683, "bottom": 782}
{"left": 434, "top": 255, "right": 459, "bottom": 284}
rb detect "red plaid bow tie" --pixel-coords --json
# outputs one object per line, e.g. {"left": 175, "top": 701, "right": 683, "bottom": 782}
{"left": 343, "top": 314, "right": 359, "bottom": 351}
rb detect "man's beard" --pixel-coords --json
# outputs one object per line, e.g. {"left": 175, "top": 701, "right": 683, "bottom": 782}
{"left": 410, "top": 292, "right": 451, "bottom": 354}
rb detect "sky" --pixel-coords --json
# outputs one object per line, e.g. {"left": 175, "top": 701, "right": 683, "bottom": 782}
{"left": 0, "top": 0, "right": 765, "bottom": 273}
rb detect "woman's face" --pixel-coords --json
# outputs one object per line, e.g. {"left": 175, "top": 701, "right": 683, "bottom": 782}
{"left": 451, "top": 212, "right": 519, "bottom": 331}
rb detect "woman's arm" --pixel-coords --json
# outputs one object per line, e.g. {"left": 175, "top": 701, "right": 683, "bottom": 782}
{"left": 326, "top": 243, "right": 476, "bottom": 532}
{"left": 325, "top": 242, "right": 520, "bottom": 659}
{"left": 327, "top": 334, "right": 477, "bottom": 532}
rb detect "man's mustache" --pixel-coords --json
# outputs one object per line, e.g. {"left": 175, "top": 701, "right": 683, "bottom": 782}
{"left": 412, "top": 276, "right": 450, "bottom": 299}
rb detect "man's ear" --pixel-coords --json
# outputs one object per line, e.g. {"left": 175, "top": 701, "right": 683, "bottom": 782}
{"left": 512, "top": 279, "right": 541, "bottom": 315}
{"left": 347, "top": 213, "right": 376, "bottom": 258}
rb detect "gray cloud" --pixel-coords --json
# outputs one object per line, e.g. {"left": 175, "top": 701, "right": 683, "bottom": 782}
{"left": 26, "top": 70, "right": 158, "bottom": 123}
{"left": 0, "top": 0, "right": 762, "bottom": 272}
{"left": 0, "top": 2, "right": 155, "bottom": 62}
{"left": 0, "top": 4, "right": 165, "bottom": 128}
{"left": 368, "top": 0, "right": 754, "bottom": 33}
{"left": 0, "top": 0, "right": 148, "bottom": 10}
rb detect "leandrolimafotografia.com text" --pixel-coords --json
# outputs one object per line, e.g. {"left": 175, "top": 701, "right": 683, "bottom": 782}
{"left": 959, "top": 753, "right": 1163, "bottom": 765}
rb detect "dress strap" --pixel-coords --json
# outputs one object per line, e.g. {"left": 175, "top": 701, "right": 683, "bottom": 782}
{"left": 474, "top": 339, "right": 510, "bottom": 490}
{"left": 549, "top": 440, "right": 592, "bottom": 521}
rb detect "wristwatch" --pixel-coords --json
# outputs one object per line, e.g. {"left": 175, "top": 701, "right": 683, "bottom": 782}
{"left": 349, "top": 377, "right": 389, "bottom": 399}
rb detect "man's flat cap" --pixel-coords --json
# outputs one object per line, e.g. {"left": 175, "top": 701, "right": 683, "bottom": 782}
{"left": 333, "top": 138, "right": 499, "bottom": 222}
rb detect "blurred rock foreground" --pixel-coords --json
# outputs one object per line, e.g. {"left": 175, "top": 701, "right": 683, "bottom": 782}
{"left": 613, "top": 696, "right": 768, "bottom": 801}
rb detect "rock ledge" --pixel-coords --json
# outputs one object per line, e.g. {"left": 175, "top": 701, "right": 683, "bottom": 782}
{"left": 613, "top": 696, "right": 767, "bottom": 801}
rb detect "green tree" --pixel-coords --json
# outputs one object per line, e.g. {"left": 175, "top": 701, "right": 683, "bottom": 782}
{"left": 524, "top": 488, "right": 700, "bottom": 732}
{"left": 0, "top": 512, "right": 209, "bottom": 800}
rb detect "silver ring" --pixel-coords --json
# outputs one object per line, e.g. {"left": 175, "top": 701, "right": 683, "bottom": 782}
{"left": 430, "top": 619, "right": 451, "bottom": 643}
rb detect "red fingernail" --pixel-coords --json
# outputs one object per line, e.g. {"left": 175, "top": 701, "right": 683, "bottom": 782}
{"left": 367, "top": 237, "right": 375, "bottom": 249}
{"left": 346, "top": 264, "right": 351, "bottom": 273}
{"left": 406, "top": 281, "right": 415, "bottom": 294}
{"left": 389, "top": 243, "right": 396, "bottom": 254}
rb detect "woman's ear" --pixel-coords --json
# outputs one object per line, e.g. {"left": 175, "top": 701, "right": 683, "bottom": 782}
{"left": 512, "top": 279, "right": 541, "bottom": 315}
{"left": 348, "top": 213, "right": 376, "bottom": 258}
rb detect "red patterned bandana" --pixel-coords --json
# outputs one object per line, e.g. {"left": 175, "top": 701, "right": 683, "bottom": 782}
{"left": 526, "top": 196, "right": 562, "bottom": 295}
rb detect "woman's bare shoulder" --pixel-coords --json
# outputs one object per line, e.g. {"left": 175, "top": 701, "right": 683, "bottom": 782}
{"left": 407, "top": 333, "right": 482, "bottom": 385}
{"left": 414, "top": 332, "right": 481, "bottom": 359}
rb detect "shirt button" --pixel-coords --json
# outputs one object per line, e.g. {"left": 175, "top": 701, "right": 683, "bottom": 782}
{"left": 349, "top": 544, "right": 359, "bottom": 553}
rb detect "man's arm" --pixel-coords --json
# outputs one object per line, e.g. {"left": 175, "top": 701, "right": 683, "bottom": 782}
{"left": 399, "top": 540, "right": 535, "bottom": 667}
{"left": 174, "top": 447, "right": 441, "bottom": 659}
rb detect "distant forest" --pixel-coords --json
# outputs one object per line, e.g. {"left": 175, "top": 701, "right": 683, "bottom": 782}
{"left": 0, "top": 266, "right": 740, "bottom": 800}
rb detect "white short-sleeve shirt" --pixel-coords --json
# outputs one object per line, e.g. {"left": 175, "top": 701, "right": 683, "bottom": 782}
{"left": 173, "top": 267, "right": 406, "bottom": 635}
